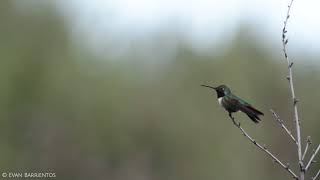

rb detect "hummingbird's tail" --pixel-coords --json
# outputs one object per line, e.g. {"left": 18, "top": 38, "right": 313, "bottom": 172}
{"left": 241, "top": 105, "right": 264, "bottom": 123}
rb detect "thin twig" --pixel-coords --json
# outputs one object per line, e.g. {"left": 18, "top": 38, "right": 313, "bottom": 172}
{"left": 302, "top": 136, "right": 312, "bottom": 160}
{"left": 305, "top": 144, "right": 320, "bottom": 171}
{"left": 228, "top": 115, "right": 298, "bottom": 179}
{"left": 282, "top": 0, "right": 304, "bottom": 179}
{"left": 270, "top": 109, "right": 297, "bottom": 145}
{"left": 311, "top": 169, "right": 320, "bottom": 180}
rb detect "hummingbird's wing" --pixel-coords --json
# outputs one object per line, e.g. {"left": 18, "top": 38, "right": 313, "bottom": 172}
{"left": 225, "top": 95, "right": 264, "bottom": 123}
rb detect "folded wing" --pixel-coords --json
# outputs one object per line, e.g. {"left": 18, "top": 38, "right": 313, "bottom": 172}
{"left": 225, "top": 97, "right": 264, "bottom": 123}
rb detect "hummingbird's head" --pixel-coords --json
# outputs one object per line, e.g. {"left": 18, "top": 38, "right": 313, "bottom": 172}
{"left": 201, "top": 84, "right": 231, "bottom": 98}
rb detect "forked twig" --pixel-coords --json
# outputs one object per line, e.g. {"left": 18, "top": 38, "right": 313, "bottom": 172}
{"left": 228, "top": 115, "right": 298, "bottom": 179}
{"left": 270, "top": 109, "right": 297, "bottom": 145}
{"left": 305, "top": 144, "right": 320, "bottom": 171}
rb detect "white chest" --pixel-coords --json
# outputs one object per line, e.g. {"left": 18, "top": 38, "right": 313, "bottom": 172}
{"left": 218, "top": 97, "right": 223, "bottom": 105}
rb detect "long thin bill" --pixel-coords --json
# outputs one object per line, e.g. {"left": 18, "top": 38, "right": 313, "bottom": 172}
{"left": 201, "top": 85, "right": 216, "bottom": 89}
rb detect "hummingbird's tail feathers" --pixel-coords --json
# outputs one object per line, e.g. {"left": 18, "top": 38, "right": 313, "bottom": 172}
{"left": 246, "top": 106, "right": 264, "bottom": 116}
{"left": 239, "top": 105, "right": 263, "bottom": 123}
{"left": 246, "top": 112, "right": 261, "bottom": 123}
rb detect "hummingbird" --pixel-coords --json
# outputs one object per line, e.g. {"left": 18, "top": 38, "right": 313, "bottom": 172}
{"left": 201, "top": 84, "right": 264, "bottom": 123}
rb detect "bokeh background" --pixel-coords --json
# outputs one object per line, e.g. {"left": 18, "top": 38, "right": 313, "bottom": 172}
{"left": 1, "top": 0, "right": 320, "bottom": 180}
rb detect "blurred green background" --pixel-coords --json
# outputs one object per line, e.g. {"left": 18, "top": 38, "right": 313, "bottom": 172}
{"left": 0, "top": 1, "right": 319, "bottom": 180}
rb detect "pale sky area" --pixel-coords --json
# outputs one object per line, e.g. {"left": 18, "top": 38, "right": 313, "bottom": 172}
{"left": 52, "top": 0, "right": 320, "bottom": 58}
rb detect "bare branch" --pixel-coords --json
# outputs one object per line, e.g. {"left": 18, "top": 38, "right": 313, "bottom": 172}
{"left": 282, "top": 0, "right": 304, "bottom": 179}
{"left": 302, "top": 136, "right": 312, "bottom": 160}
{"left": 305, "top": 144, "right": 320, "bottom": 171}
{"left": 311, "top": 169, "right": 320, "bottom": 180}
{"left": 270, "top": 109, "right": 297, "bottom": 145}
{"left": 228, "top": 115, "right": 298, "bottom": 179}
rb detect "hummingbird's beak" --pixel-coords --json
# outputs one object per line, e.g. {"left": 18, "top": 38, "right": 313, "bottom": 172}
{"left": 201, "top": 85, "right": 217, "bottom": 90}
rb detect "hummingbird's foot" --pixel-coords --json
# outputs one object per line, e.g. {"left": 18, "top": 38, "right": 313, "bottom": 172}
{"left": 229, "top": 113, "right": 240, "bottom": 127}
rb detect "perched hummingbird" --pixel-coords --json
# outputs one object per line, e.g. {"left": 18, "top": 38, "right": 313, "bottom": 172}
{"left": 201, "top": 84, "right": 264, "bottom": 123}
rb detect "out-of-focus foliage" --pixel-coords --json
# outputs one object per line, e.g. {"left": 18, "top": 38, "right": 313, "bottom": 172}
{"left": 0, "top": 1, "right": 319, "bottom": 180}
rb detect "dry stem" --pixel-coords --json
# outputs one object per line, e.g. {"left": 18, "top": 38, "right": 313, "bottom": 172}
{"left": 229, "top": 115, "right": 298, "bottom": 179}
{"left": 302, "top": 136, "right": 312, "bottom": 160}
{"left": 281, "top": 0, "right": 304, "bottom": 179}
{"left": 311, "top": 169, "right": 320, "bottom": 180}
{"left": 305, "top": 144, "right": 320, "bottom": 171}
{"left": 270, "top": 109, "right": 297, "bottom": 145}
